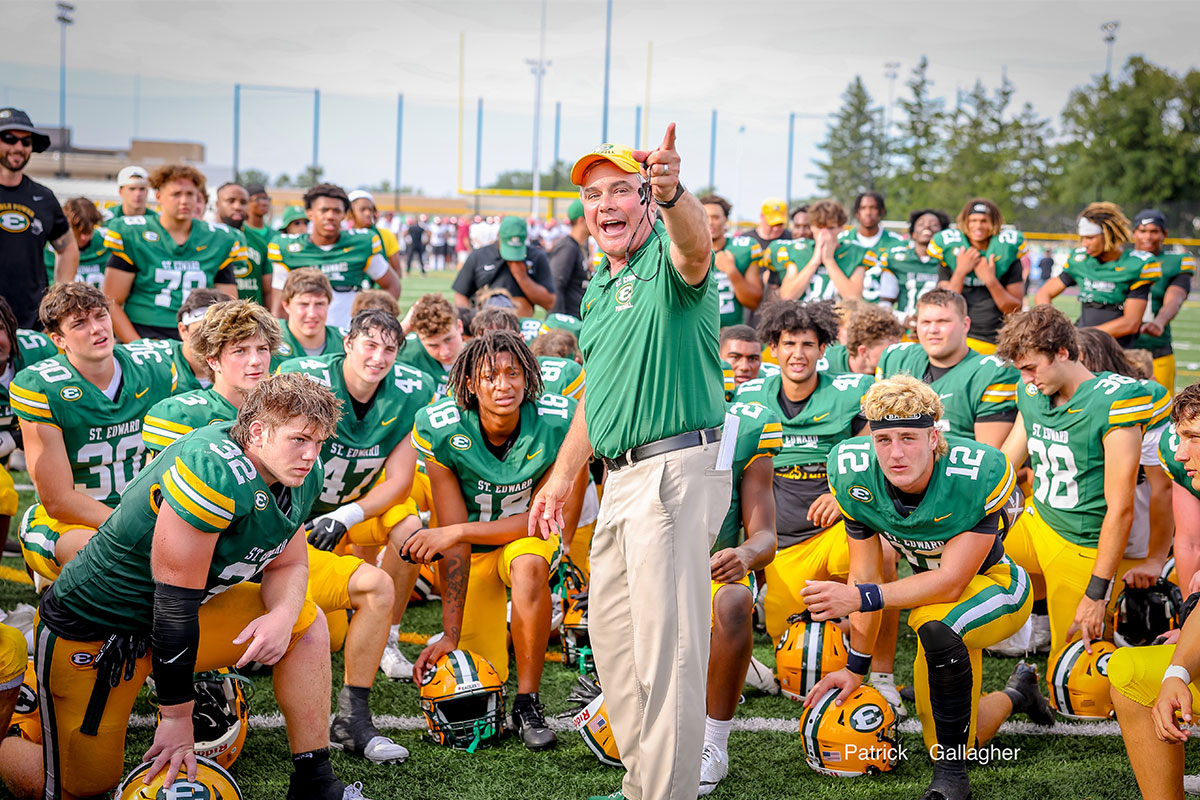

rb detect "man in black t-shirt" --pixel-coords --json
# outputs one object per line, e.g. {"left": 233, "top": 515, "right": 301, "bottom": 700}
{"left": 406, "top": 215, "right": 427, "bottom": 275}
{"left": 453, "top": 216, "right": 555, "bottom": 317}
{"left": 0, "top": 108, "right": 78, "bottom": 328}
{"left": 549, "top": 199, "right": 590, "bottom": 316}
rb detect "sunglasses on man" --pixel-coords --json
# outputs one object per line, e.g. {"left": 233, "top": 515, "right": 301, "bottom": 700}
{"left": 0, "top": 131, "right": 33, "bottom": 146}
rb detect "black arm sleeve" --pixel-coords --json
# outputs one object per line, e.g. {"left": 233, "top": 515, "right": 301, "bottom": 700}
{"left": 215, "top": 264, "right": 235, "bottom": 284}
{"left": 843, "top": 514, "right": 878, "bottom": 541}
{"left": 1128, "top": 282, "right": 1151, "bottom": 302}
{"left": 1169, "top": 273, "right": 1193, "bottom": 293}
{"left": 106, "top": 253, "right": 138, "bottom": 273}
{"left": 151, "top": 583, "right": 204, "bottom": 706}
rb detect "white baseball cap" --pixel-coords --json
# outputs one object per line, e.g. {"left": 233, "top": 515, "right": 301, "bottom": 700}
{"left": 117, "top": 166, "right": 149, "bottom": 187}
{"left": 348, "top": 190, "right": 375, "bottom": 205}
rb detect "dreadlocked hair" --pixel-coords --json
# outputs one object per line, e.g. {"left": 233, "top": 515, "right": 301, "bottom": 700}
{"left": 1080, "top": 202, "right": 1132, "bottom": 252}
{"left": 449, "top": 330, "right": 543, "bottom": 411}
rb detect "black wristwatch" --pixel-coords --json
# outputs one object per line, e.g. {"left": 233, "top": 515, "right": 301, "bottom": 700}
{"left": 656, "top": 183, "right": 686, "bottom": 209}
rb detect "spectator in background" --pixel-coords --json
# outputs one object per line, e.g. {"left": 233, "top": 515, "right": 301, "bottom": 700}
{"left": 348, "top": 190, "right": 403, "bottom": 278}
{"left": 101, "top": 165, "right": 155, "bottom": 222}
{"left": 456, "top": 216, "right": 471, "bottom": 265}
{"left": 549, "top": 199, "right": 591, "bottom": 317}
{"left": 790, "top": 204, "right": 812, "bottom": 241}
{"left": 454, "top": 216, "right": 555, "bottom": 317}
{"left": 428, "top": 216, "right": 447, "bottom": 270}
{"left": 244, "top": 182, "right": 272, "bottom": 239}
{"left": 0, "top": 108, "right": 78, "bottom": 327}
{"left": 406, "top": 215, "right": 428, "bottom": 275}
{"left": 279, "top": 205, "right": 309, "bottom": 236}
{"left": 44, "top": 198, "right": 108, "bottom": 289}
{"left": 1034, "top": 248, "right": 1055, "bottom": 288}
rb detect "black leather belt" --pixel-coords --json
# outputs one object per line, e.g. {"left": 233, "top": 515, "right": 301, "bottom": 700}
{"left": 601, "top": 427, "right": 722, "bottom": 473}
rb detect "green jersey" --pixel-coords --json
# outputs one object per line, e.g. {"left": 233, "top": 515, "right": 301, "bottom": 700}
{"left": 135, "top": 339, "right": 205, "bottom": 395}
{"left": 520, "top": 318, "right": 543, "bottom": 343}
{"left": 765, "top": 238, "right": 875, "bottom": 302}
{"left": 49, "top": 423, "right": 322, "bottom": 632}
{"left": 44, "top": 230, "right": 107, "bottom": 288}
{"left": 10, "top": 343, "right": 177, "bottom": 506}
{"left": 412, "top": 393, "right": 575, "bottom": 552}
{"left": 0, "top": 329, "right": 59, "bottom": 436}
{"left": 1059, "top": 248, "right": 1159, "bottom": 345}
{"left": 838, "top": 228, "right": 907, "bottom": 266}
{"left": 1159, "top": 423, "right": 1200, "bottom": 501}
{"left": 714, "top": 401, "right": 783, "bottom": 552}
{"left": 829, "top": 434, "right": 1016, "bottom": 572}
{"left": 539, "top": 313, "right": 583, "bottom": 339}
{"left": 142, "top": 387, "right": 239, "bottom": 454}
{"left": 245, "top": 223, "right": 273, "bottom": 244}
{"left": 397, "top": 334, "right": 450, "bottom": 397}
{"left": 1135, "top": 252, "right": 1196, "bottom": 355}
{"left": 538, "top": 356, "right": 585, "bottom": 400}
{"left": 875, "top": 343, "right": 1018, "bottom": 438}
{"left": 715, "top": 235, "right": 764, "bottom": 328}
{"left": 816, "top": 343, "right": 850, "bottom": 374}
{"left": 102, "top": 217, "right": 243, "bottom": 330}
{"left": 233, "top": 226, "right": 270, "bottom": 304}
{"left": 267, "top": 230, "right": 385, "bottom": 328}
{"left": 271, "top": 324, "right": 345, "bottom": 372}
{"left": 279, "top": 354, "right": 435, "bottom": 515}
{"left": 881, "top": 242, "right": 940, "bottom": 320}
{"left": 928, "top": 229, "right": 1027, "bottom": 344}
{"left": 1017, "top": 372, "right": 1154, "bottom": 546}
{"left": 735, "top": 370, "right": 872, "bottom": 546}
{"left": 100, "top": 205, "right": 157, "bottom": 224}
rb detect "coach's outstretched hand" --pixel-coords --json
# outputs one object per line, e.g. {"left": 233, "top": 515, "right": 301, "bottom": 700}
{"left": 632, "top": 123, "right": 682, "bottom": 206}
{"left": 529, "top": 473, "right": 570, "bottom": 540}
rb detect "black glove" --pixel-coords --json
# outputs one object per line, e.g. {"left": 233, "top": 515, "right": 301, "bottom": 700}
{"left": 93, "top": 632, "right": 149, "bottom": 688}
{"left": 306, "top": 518, "right": 348, "bottom": 551}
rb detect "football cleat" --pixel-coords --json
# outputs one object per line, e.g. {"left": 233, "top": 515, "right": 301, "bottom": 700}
{"left": 698, "top": 742, "right": 730, "bottom": 796}
{"left": 798, "top": 685, "right": 898, "bottom": 777}
{"left": 116, "top": 755, "right": 242, "bottom": 799}
{"left": 512, "top": 693, "right": 558, "bottom": 750}
{"left": 869, "top": 672, "right": 907, "bottom": 719}
{"left": 379, "top": 633, "right": 415, "bottom": 682}
{"left": 775, "top": 612, "right": 848, "bottom": 701}
{"left": 1030, "top": 614, "right": 1051, "bottom": 654}
{"left": 984, "top": 615, "right": 1033, "bottom": 657}
{"left": 1047, "top": 640, "right": 1117, "bottom": 720}
{"left": 419, "top": 649, "right": 506, "bottom": 751}
{"left": 286, "top": 775, "right": 376, "bottom": 800}
{"left": 330, "top": 714, "right": 409, "bottom": 764}
{"left": 1002, "top": 660, "right": 1054, "bottom": 726}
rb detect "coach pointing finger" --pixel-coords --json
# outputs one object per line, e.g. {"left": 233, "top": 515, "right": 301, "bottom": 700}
{"left": 530, "top": 126, "right": 733, "bottom": 800}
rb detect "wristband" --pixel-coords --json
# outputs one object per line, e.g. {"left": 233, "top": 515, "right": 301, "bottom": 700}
{"left": 329, "top": 502, "right": 366, "bottom": 530}
{"left": 858, "top": 583, "right": 884, "bottom": 612}
{"left": 1163, "top": 665, "right": 1192, "bottom": 686}
{"left": 1085, "top": 575, "right": 1112, "bottom": 602}
{"left": 846, "top": 647, "right": 872, "bottom": 676}
{"left": 656, "top": 183, "right": 686, "bottom": 209}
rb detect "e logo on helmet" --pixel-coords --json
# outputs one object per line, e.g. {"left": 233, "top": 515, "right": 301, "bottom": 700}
{"left": 849, "top": 704, "right": 885, "bottom": 733}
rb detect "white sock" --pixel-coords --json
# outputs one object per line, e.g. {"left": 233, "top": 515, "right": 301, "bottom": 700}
{"left": 705, "top": 716, "right": 732, "bottom": 752}
{"left": 870, "top": 671, "right": 895, "bottom": 687}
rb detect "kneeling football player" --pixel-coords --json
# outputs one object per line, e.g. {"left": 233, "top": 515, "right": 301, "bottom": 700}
{"left": 405, "top": 331, "right": 588, "bottom": 750}
{"left": 803, "top": 375, "right": 1053, "bottom": 800}
{"left": 34, "top": 373, "right": 372, "bottom": 800}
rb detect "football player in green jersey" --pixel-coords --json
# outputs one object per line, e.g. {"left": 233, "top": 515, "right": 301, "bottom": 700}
{"left": 877, "top": 289, "right": 1019, "bottom": 448}
{"left": 476, "top": 308, "right": 587, "bottom": 402}
{"left": 279, "top": 310, "right": 434, "bottom": 762}
{"left": 828, "top": 303, "right": 902, "bottom": 377}
{"left": 272, "top": 269, "right": 345, "bottom": 370}
{"left": 267, "top": 183, "right": 401, "bottom": 327}
{"left": 406, "top": 331, "right": 589, "bottom": 751}
{"left": 840, "top": 191, "right": 906, "bottom": 263}
{"left": 998, "top": 306, "right": 1153, "bottom": 652}
{"left": 12, "top": 283, "right": 176, "bottom": 585}
{"left": 101, "top": 164, "right": 240, "bottom": 342}
{"left": 701, "top": 194, "right": 764, "bottom": 328}
{"left": 719, "top": 325, "right": 766, "bottom": 395}
{"left": 34, "top": 373, "right": 375, "bottom": 800}
{"left": 134, "top": 287, "right": 228, "bottom": 397}
{"left": 99, "top": 165, "right": 155, "bottom": 222}
{"left": 43, "top": 198, "right": 108, "bottom": 289}
{"left": 215, "top": 181, "right": 272, "bottom": 308}
{"left": 931, "top": 198, "right": 1026, "bottom": 354}
{"left": 1159, "top": 414, "right": 1200, "bottom": 595}
{"left": 1131, "top": 209, "right": 1195, "bottom": 390}
{"left": 1035, "top": 202, "right": 1159, "bottom": 347}
{"left": 399, "top": 294, "right": 464, "bottom": 397}
{"left": 773, "top": 199, "right": 874, "bottom": 303}
{"left": 700, "top": 400, "right": 780, "bottom": 794}
{"left": 538, "top": 311, "right": 583, "bottom": 339}
{"left": 806, "top": 375, "right": 1050, "bottom": 800}
{"left": 244, "top": 182, "right": 272, "bottom": 238}
{"left": 882, "top": 209, "right": 950, "bottom": 329}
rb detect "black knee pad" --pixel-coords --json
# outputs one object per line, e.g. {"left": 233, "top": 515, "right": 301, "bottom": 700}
{"left": 918, "top": 620, "right": 973, "bottom": 760}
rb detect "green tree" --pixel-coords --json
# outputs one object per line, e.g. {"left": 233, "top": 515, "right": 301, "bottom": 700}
{"left": 237, "top": 168, "right": 271, "bottom": 187}
{"left": 1056, "top": 56, "right": 1200, "bottom": 209}
{"left": 275, "top": 173, "right": 292, "bottom": 188}
{"left": 294, "top": 165, "right": 325, "bottom": 189}
{"left": 889, "top": 57, "right": 946, "bottom": 211}
{"left": 811, "top": 76, "right": 888, "bottom": 202}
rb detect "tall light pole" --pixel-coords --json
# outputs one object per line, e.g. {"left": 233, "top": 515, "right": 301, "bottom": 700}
{"left": 1101, "top": 21, "right": 1120, "bottom": 77}
{"left": 55, "top": 2, "right": 75, "bottom": 177}
{"left": 884, "top": 61, "right": 900, "bottom": 132}
{"left": 601, "top": 0, "right": 612, "bottom": 141}
{"left": 527, "top": 0, "right": 550, "bottom": 216}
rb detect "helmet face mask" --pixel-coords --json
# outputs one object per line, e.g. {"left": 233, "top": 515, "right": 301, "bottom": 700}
{"left": 419, "top": 649, "right": 507, "bottom": 752}
{"left": 1113, "top": 579, "right": 1182, "bottom": 647}
{"left": 563, "top": 674, "right": 621, "bottom": 767}
{"left": 561, "top": 593, "right": 594, "bottom": 673}
{"left": 1047, "top": 640, "right": 1117, "bottom": 720}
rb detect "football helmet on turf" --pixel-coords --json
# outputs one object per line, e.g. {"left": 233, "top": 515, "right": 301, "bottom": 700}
{"left": 799, "top": 685, "right": 898, "bottom": 777}
{"left": 115, "top": 755, "right": 242, "bottom": 799}
{"left": 7, "top": 660, "right": 39, "bottom": 743}
{"left": 561, "top": 591, "right": 594, "bottom": 674}
{"left": 1047, "top": 640, "right": 1117, "bottom": 720}
{"left": 419, "top": 649, "right": 506, "bottom": 751}
{"left": 410, "top": 563, "right": 441, "bottom": 603}
{"left": 191, "top": 669, "right": 252, "bottom": 769}
{"left": 776, "top": 612, "right": 848, "bottom": 701}
{"left": 563, "top": 674, "right": 621, "bottom": 767}
{"left": 1113, "top": 579, "right": 1182, "bottom": 647}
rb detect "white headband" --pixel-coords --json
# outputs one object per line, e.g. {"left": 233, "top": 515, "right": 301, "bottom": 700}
{"left": 181, "top": 308, "right": 210, "bottom": 326}
{"left": 1077, "top": 218, "right": 1103, "bottom": 237}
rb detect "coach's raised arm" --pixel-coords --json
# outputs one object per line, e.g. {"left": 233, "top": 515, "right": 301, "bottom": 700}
{"left": 530, "top": 125, "right": 732, "bottom": 800}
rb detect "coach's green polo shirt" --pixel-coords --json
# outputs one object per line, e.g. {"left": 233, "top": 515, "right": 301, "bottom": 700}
{"left": 578, "top": 220, "right": 725, "bottom": 459}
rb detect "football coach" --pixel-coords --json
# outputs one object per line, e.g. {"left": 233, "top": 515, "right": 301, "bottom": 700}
{"left": 531, "top": 124, "right": 733, "bottom": 800}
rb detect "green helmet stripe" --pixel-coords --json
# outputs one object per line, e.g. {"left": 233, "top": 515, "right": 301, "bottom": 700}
{"left": 1053, "top": 640, "right": 1085, "bottom": 715}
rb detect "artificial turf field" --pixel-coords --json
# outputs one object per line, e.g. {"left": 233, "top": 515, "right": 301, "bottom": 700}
{"left": 4, "top": 270, "right": 1200, "bottom": 799}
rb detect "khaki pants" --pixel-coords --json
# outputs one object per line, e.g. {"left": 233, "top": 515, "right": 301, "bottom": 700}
{"left": 590, "top": 442, "right": 731, "bottom": 800}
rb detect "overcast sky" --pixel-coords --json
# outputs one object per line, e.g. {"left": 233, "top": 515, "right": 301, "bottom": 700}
{"left": 5, "top": 0, "right": 1199, "bottom": 218}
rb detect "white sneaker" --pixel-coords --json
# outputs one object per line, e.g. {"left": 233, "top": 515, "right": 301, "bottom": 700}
{"left": 744, "top": 655, "right": 780, "bottom": 695}
{"left": 1031, "top": 614, "right": 1051, "bottom": 654}
{"left": 985, "top": 616, "right": 1033, "bottom": 657}
{"left": 362, "top": 735, "right": 409, "bottom": 764}
{"left": 343, "top": 782, "right": 376, "bottom": 800}
{"left": 379, "top": 640, "right": 415, "bottom": 681}
{"left": 698, "top": 743, "right": 729, "bottom": 796}
{"left": 870, "top": 673, "right": 907, "bottom": 719}
{"left": 4, "top": 603, "right": 35, "bottom": 656}
{"left": 1184, "top": 774, "right": 1200, "bottom": 796}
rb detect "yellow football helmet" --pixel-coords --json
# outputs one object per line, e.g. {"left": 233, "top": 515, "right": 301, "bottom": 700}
{"left": 410, "top": 563, "right": 441, "bottom": 603}
{"left": 561, "top": 592, "right": 594, "bottom": 674}
{"left": 419, "top": 649, "right": 506, "bottom": 752}
{"left": 564, "top": 674, "right": 621, "bottom": 767}
{"left": 776, "top": 613, "right": 848, "bottom": 701}
{"left": 116, "top": 755, "right": 242, "bottom": 800}
{"left": 7, "top": 660, "right": 40, "bottom": 744}
{"left": 1047, "top": 640, "right": 1117, "bottom": 720}
{"left": 191, "top": 670, "right": 252, "bottom": 769}
{"left": 798, "top": 685, "right": 899, "bottom": 777}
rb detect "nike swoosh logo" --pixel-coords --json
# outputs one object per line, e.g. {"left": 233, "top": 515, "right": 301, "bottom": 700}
{"left": 813, "top": 413, "right": 830, "bottom": 422}
{"left": 934, "top": 513, "right": 953, "bottom": 522}
{"left": 381, "top": 416, "right": 397, "bottom": 426}
{"left": 135, "top": 388, "right": 149, "bottom": 398}
{"left": 1114, "top": 266, "right": 1124, "bottom": 271}
{"left": 482, "top": 263, "right": 498, "bottom": 271}
{"left": 1067, "top": 408, "right": 1083, "bottom": 413}
{"left": 163, "top": 649, "right": 188, "bottom": 664}
{"left": 32, "top": 195, "right": 44, "bottom": 201}
{"left": 526, "top": 448, "right": 543, "bottom": 460}
{"left": 195, "top": 245, "right": 207, "bottom": 251}
{"left": 938, "top": 393, "right": 953, "bottom": 400}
